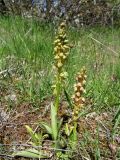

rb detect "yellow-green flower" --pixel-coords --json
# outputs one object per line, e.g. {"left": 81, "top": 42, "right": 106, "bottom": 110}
{"left": 52, "top": 22, "right": 72, "bottom": 95}
{"left": 53, "top": 22, "right": 70, "bottom": 71}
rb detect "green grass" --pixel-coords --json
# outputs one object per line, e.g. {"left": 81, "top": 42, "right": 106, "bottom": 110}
{"left": 0, "top": 15, "right": 120, "bottom": 111}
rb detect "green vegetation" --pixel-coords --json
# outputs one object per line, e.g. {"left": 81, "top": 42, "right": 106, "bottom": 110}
{"left": 0, "top": 16, "right": 120, "bottom": 109}
{"left": 0, "top": 16, "right": 120, "bottom": 159}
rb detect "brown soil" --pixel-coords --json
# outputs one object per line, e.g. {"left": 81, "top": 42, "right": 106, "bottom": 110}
{"left": 0, "top": 101, "right": 120, "bottom": 160}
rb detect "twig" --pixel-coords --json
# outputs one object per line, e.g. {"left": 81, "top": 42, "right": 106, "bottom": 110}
{"left": 0, "top": 154, "right": 14, "bottom": 159}
{"left": 89, "top": 36, "right": 119, "bottom": 57}
{"left": 0, "top": 69, "right": 14, "bottom": 76}
{"left": 98, "top": 120, "right": 111, "bottom": 141}
{"left": 0, "top": 122, "right": 39, "bottom": 130}
{"left": 0, "top": 143, "right": 74, "bottom": 152}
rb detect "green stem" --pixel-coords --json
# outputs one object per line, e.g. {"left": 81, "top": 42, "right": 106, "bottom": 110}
{"left": 72, "top": 121, "right": 77, "bottom": 149}
{"left": 53, "top": 72, "right": 61, "bottom": 149}
{"left": 54, "top": 73, "right": 61, "bottom": 112}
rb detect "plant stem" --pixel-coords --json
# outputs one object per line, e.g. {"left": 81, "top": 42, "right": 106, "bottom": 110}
{"left": 54, "top": 73, "right": 61, "bottom": 112}
{"left": 53, "top": 72, "right": 61, "bottom": 149}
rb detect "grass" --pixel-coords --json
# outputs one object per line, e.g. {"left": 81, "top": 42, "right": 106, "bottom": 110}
{"left": 1, "top": 16, "right": 119, "bottom": 110}
{"left": 0, "top": 16, "right": 120, "bottom": 159}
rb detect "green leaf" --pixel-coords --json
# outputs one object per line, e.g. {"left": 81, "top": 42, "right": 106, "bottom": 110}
{"left": 35, "top": 133, "right": 41, "bottom": 141}
{"left": 71, "top": 123, "right": 77, "bottom": 142}
{"left": 69, "top": 123, "right": 77, "bottom": 149}
{"left": 25, "top": 125, "right": 39, "bottom": 145}
{"left": 42, "top": 134, "right": 49, "bottom": 139}
{"left": 58, "top": 118, "right": 63, "bottom": 132}
{"left": 64, "top": 123, "right": 74, "bottom": 136}
{"left": 112, "top": 106, "right": 120, "bottom": 124}
{"left": 13, "top": 148, "right": 48, "bottom": 159}
{"left": 65, "top": 123, "right": 70, "bottom": 136}
{"left": 64, "top": 88, "right": 73, "bottom": 108}
{"left": 41, "top": 122, "right": 52, "bottom": 135}
{"left": 51, "top": 103, "right": 58, "bottom": 140}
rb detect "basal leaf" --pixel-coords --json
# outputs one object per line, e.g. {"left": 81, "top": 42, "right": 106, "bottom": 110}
{"left": 51, "top": 103, "right": 58, "bottom": 140}
{"left": 25, "top": 125, "right": 38, "bottom": 145}
{"left": 41, "top": 122, "right": 52, "bottom": 135}
{"left": 58, "top": 118, "right": 63, "bottom": 132}
{"left": 13, "top": 148, "right": 48, "bottom": 159}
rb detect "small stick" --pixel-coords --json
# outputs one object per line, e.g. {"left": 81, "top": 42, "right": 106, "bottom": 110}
{"left": 89, "top": 36, "right": 119, "bottom": 57}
